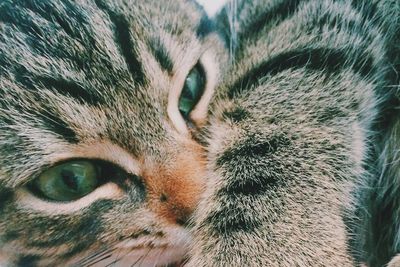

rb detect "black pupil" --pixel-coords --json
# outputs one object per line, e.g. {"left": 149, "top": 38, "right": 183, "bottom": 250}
{"left": 61, "top": 169, "right": 79, "bottom": 191}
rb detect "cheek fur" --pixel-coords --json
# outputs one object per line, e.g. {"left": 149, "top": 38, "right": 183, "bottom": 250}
{"left": 142, "top": 142, "right": 206, "bottom": 225}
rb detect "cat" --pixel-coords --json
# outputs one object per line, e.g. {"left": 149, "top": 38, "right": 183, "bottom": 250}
{"left": 186, "top": 0, "right": 400, "bottom": 266}
{"left": 1, "top": 0, "right": 400, "bottom": 267}
{"left": 0, "top": 0, "right": 228, "bottom": 265}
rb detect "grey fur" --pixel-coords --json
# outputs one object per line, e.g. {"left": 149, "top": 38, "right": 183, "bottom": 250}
{"left": 0, "top": 0, "right": 226, "bottom": 265}
{"left": 1, "top": 0, "right": 400, "bottom": 266}
{"left": 188, "top": 0, "right": 400, "bottom": 266}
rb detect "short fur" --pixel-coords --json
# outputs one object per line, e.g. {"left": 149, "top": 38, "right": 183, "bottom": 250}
{"left": 188, "top": 0, "right": 400, "bottom": 266}
{"left": 1, "top": 0, "right": 400, "bottom": 266}
{"left": 0, "top": 0, "right": 226, "bottom": 265}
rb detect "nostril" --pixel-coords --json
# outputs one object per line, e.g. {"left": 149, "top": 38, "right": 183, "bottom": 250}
{"left": 142, "top": 153, "right": 205, "bottom": 227}
{"left": 160, "top": 193, "right": 168, "bottom": 202}
{"left": 159, "top": 194, "right": 191, "bottom": 226}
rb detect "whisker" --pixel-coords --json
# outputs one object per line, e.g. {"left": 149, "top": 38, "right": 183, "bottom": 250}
{"left": 130, "top": 254, "right": 144, "bottom": 267}
{"left": 152, "top": 246, "right": 168, "bottom": 267}
{"left": 130, "top": 246, "right": 152, "bottom": 267}
{"left": 138, "top": 246, "right": 153, "bottom": 267}
{"left": 85, "top": 253, "right": 113, "bottom": 267}
{"left": 75, "top": 241, "right": 120, "bottom": 266}
{"left": 74, "top": 249, "right": 109, "bottom": 266}
{"left": 105, "top": 247, "right": 125, "bottom": 267}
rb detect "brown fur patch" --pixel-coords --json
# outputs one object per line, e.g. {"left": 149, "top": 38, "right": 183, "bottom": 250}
{"left": 142, "top": 140, "right": 206, "bottom": 225}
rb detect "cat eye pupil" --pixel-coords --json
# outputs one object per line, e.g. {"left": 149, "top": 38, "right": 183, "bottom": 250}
{"left": 61, "top": 169, "right": 79, "bottom": 191}
{"left": 178, "top": 64, "right": 205, "bottom": 117}
{"left": 32, "top": 160, "right": 102, "bottom": 202}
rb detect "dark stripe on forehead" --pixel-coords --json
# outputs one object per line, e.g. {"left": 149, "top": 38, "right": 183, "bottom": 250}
{"left": 196, "top": 16, "right": 215, "bottom": 39}
{"left": 35, "top": 76, "right": 104, "bottom": 106}
{"left": 148, "top": 38, "right": 174, "bottom": 74}
{"left": 36, "top": 109, "right": 79, "bottom": 144}
{"left": 245, "top": 0, "right": 303, "bottom": 32}
{"left": 234, "top": 0, "right": 305, "bottom": 52}
{"left": 191, "top": 0, "right": 214, "bottom": 38}
{"left": 215, "top": 0, "right": 303, "bottom": 56}
{"left": 0, "top": 77, "right": 79, "bottom": 143}
{"left": 94, "top": 0, "right": 145, "bottom": 86}
{"left": 228, "top": 47, "right": 374, "bottom": 98}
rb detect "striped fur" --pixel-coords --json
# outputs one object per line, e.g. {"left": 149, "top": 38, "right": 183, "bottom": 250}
{"left": 187, "top": 0, "right": 400, "bottom": 266}
{"left": 0, "top": 0, "right": 227, "bottom": 266}
{"left": 1, "top": 0, "right": 400, "bottom": 266}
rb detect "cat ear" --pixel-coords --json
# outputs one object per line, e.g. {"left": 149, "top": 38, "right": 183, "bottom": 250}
{"left": 388, "top": 254, "right": 400, "bottom": 267}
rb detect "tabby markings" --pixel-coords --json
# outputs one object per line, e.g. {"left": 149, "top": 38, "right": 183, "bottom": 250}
{"left": 94, "top": 0, "right": 145, "bottom": 85}
{"left": 228, "top": 47, "right": 374, "bottom": 98}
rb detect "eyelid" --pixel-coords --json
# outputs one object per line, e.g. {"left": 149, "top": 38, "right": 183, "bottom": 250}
{"left": 168, "top": 49, "right": 220, "bottom": 134}
{"left": 16, "top": 183, "right": 124, "bottom": 215}
{"left": 16, "top": 141, "right": 139, "bottom": 210}
{"left": 187, "top": 50, "right": 220, "bottom": 125}
{"left": 49, "top": 141, "right": 141, "bottom": 176}
{"left": 11, "top": 140, "right": 141, "bottom": 190}
{"left": 28, "top": 159, "right": 121, "bottom": 202}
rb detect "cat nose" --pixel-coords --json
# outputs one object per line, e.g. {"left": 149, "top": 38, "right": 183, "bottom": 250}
{"left": 158, "top": 192, "right": 193, "bottom": 226}
{"left": 142, "top": 150, "right": 206, "bottom": 226}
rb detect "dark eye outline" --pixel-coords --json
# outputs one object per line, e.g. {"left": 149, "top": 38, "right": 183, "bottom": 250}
{"left": 178, "top": 63, "right": 206, "bottom": 118}
{"left": 27, "top": 159, "right": 127, "bottom": 202}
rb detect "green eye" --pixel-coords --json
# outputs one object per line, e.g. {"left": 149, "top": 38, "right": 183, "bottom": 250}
{"left": 178, "top": 64, "right": 205, "bottom": 117}
{"left": 33, "top": 160, "right": 100, "bottom": 202}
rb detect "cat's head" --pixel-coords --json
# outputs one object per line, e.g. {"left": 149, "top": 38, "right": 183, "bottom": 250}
{"left": 0, "top": 0, "right": 226, "bottom": 265}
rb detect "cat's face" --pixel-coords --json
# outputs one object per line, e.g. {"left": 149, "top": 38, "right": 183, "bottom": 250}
{"left": 0, "top": 0, "right": 225, "bottom": 265}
